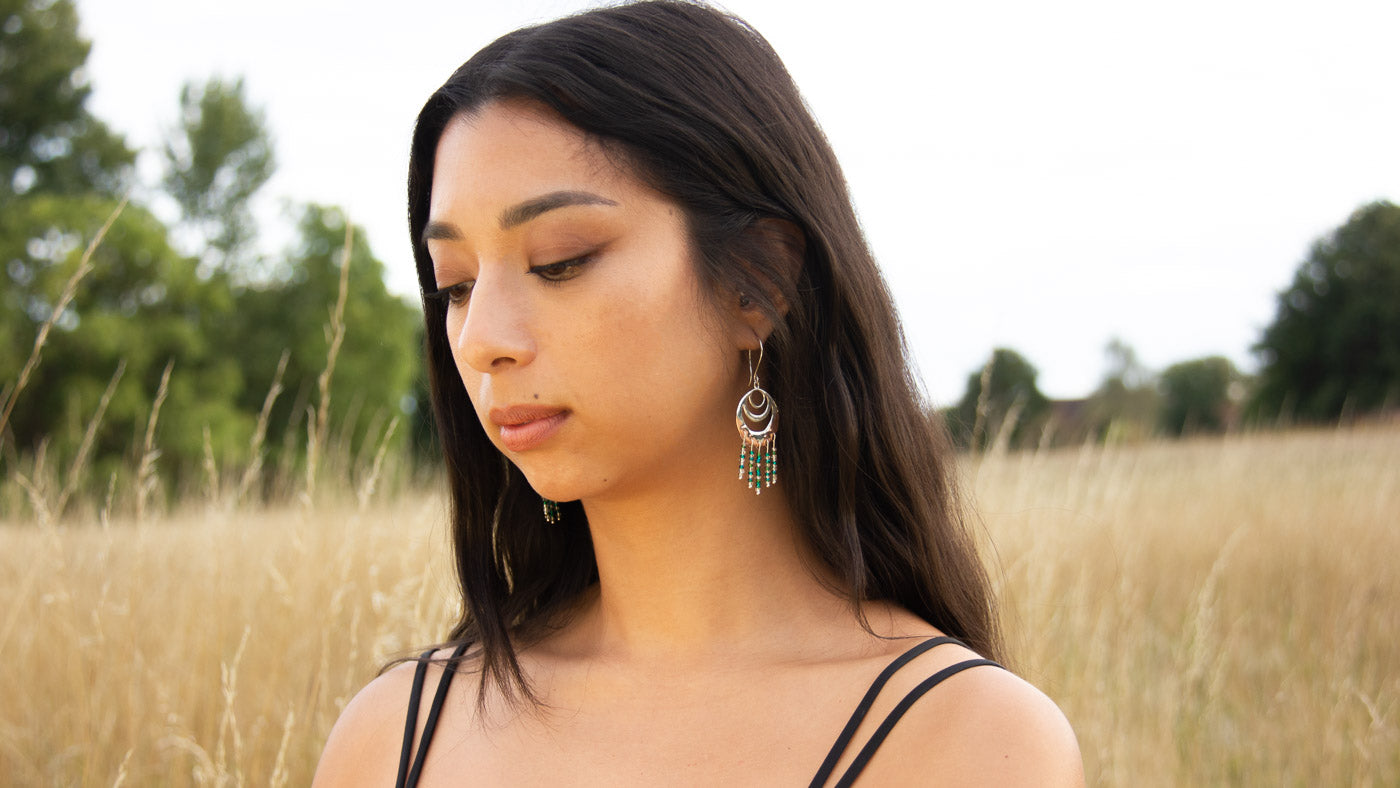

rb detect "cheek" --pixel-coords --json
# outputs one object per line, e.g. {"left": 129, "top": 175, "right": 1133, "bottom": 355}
{"left": 574, "top": 264, "right": 728, "bottom": 417}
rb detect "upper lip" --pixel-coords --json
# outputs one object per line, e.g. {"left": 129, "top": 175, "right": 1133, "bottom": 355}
{"left": 488, "top": 404, "right": 567, "bottom": 426}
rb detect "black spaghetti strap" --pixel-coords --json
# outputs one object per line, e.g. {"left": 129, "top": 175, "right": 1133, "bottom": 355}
{"left": 830, "top": 658, "right": 1000, "bottom": 788}
{"left": 395, "top": 650, "right": 432, "bottom": 788}
{"left": 396, "top": 643, "right": 470, "bottom": 788}
{"left": 807, "top": 636, "right": 962, "bottom": 788}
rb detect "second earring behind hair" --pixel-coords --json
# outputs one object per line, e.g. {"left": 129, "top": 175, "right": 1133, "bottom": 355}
{"left": 736, "top": 343, "right": 778, "bottom": 494}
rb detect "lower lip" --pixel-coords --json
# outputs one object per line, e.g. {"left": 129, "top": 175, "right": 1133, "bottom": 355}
{"left": 498, "top": 411, "right": 569, "bottom": 452}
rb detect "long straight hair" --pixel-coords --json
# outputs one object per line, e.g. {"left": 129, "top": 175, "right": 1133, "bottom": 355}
{"left": 406, "top": 0, "right": 1003, "bottom": 704}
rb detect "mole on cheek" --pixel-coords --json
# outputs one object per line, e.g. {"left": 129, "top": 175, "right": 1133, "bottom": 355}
{"left": 533, "top": 393, "right": 539, "bottom": 399}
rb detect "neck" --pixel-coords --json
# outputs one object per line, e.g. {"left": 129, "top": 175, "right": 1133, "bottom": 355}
{"left": 571, "top": 446, "right": 845, "bottom": 668}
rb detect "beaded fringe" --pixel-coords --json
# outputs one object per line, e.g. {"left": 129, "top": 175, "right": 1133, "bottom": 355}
{"left": 738, "top": 432, "right": 777, "bottom": 494}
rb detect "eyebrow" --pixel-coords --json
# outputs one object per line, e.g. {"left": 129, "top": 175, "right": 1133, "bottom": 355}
{"left": 422, "top": 190, "right": 619, "bottom": 245}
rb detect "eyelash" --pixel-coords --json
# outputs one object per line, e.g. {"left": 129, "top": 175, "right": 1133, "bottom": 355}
{"left": 530, "top": 254, "right": 593, "bottom": 285}
{"left": 427, "top": 254, "right": 594, "bottom": 307}
{"left": 427, "top": 281, "right": 473, "bottom": 307}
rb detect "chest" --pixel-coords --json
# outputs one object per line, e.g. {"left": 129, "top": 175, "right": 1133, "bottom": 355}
{"left": 414, "top": 668, "right": 866, "bottom": 786}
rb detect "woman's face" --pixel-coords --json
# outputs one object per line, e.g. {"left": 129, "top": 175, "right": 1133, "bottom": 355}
{"left": 426, "top": 99, "right": 747, "bottom": 502}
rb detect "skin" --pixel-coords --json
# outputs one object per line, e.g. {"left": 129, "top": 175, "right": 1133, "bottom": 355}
{"left": 314, "top": 99, "right": 1083, "bottom": 786}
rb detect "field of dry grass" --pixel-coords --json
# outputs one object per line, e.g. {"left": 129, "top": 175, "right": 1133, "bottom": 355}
{"left": 980, "top": 422, "right": 1399, "bottom": 784}
{"left": 1, "top": 421, "right": 1397, "bottom": 785}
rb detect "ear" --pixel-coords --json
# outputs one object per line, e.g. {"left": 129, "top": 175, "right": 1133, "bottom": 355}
{"left": 730, "top": 218, "right": 805, "bottom": 348}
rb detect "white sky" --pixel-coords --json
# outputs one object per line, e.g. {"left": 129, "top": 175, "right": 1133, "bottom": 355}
{"left": 76, "top": 0, "right": 1400, "bottom": 404}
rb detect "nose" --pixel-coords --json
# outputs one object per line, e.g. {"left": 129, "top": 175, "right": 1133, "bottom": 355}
{"left": 452, "top": 271, "right": 536, "bottom": 373}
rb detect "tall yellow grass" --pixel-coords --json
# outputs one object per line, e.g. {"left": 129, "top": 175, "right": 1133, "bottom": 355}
{"left": 1, "top": 422, "right": 1396, "bottom": 785}
{"left": 979, "top": 422, "right": 1400, "bottom": 784}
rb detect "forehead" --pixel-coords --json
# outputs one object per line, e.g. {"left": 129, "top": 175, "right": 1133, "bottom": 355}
{"left": 430, "top": 100, "right": 631, "bottom": 219}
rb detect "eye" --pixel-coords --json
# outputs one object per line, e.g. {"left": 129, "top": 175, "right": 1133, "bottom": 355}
{"left": 426, "top": 280, "right": 474, "bottom": 306}
{"left": 529, "top": 254, "right": 593, "bottom": 284}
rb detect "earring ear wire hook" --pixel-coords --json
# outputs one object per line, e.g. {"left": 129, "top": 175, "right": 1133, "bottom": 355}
{"left": 747, "top": 340, "right": 765, "bottom": 389}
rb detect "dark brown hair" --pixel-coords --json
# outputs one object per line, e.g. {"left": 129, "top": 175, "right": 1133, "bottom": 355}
{"left": 406, "top": 0, "right": 1003, "bottom": 704}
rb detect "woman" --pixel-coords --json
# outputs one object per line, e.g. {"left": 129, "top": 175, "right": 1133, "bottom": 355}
{"left": 316, "top": 2, "right": 1081, "bottom": 785}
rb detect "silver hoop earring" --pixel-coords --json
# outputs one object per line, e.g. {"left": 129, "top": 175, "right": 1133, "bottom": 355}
{"left": 736, "top": 342, "right": 778, "bottom": 494}
{"left": 542, "top": 497, "right": 560, "bottom": 524}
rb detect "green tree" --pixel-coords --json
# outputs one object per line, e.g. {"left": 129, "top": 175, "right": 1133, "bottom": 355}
{"left": 2, "top": 1, "right": 423, "bottom": 512}
{"left": 162, "top": 76, "right": 275, "bottom": 275}
{"left": 0, "top": 195, "right": 248, "bottom": 495}
{"left": 1, "top": 0, "right": 250, "bottom": 499}
{"left": 946, "top": 347, "right": 1049, "bottom": 451}
{"left": 1158, "top": 356, "right": 1242, "bottom": 436}
{"left": 0, "top": 0, "right": 133, "bottom": 199}
{"left": 227, "top": 205, "right": 420, "bottom": 491}
{"left": 1251, "top": 200, "right": 1400, "bottom": 422}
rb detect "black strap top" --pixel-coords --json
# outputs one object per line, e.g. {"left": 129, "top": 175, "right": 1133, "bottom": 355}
{"left": 396, "top": 635, "right": 999, "bottom": 787}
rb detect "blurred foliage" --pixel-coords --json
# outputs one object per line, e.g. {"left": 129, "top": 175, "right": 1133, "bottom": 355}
{"left": 1038, "top": 338, "right": 1161, "bottom": 447}
{"left": 1251, "top": 200, "right": 1400, "bottom": 422}
{"left": 0, "top": 0, "right": 237, "bottom": 496}
{"left": 1159, "top": 356, "right": 1245, "bottom": 436}
{"left": 162, "top": 76, "right": 275, "bottom": 276}
{"left": 0, "top": 0, "right": 424, "bottom": 513}
{"left": 945, "top": 347, "right": 1049, "bottom": 451}
{"left": 226, "top": 205, "right": 420, "bottom": 497}
{"left": 0, "top": 0, "right": 133, "bottom": 200}
{"left": 1083, "top": 338, "right": 1160, "bottom": 443}
{"left": 1, "top": 195, "right": 249, "bottom": 489}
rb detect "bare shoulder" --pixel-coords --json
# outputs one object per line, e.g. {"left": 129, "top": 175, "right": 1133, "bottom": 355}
{"left": 313, "top": 650, "right": 472, "bottom": 788}
{"left": 938, "top": 664, "right": 1083, "bottom": 785}
{"left": 885, "top": 654, "right": 1084, "bottom": 786}
{"left": 313, "top": 660, "right": 419, "bottom": 787}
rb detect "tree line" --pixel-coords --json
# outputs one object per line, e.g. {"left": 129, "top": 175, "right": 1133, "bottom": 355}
{"left": 943, "top": 199, "right": 1400, "bottom": 450}
{"left": 1, "top": 0, "right": 422, "bottom": 514}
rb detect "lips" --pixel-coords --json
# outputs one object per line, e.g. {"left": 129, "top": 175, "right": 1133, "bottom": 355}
{"left": 489, "top": 405, "right": 569, "bottom": 452}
